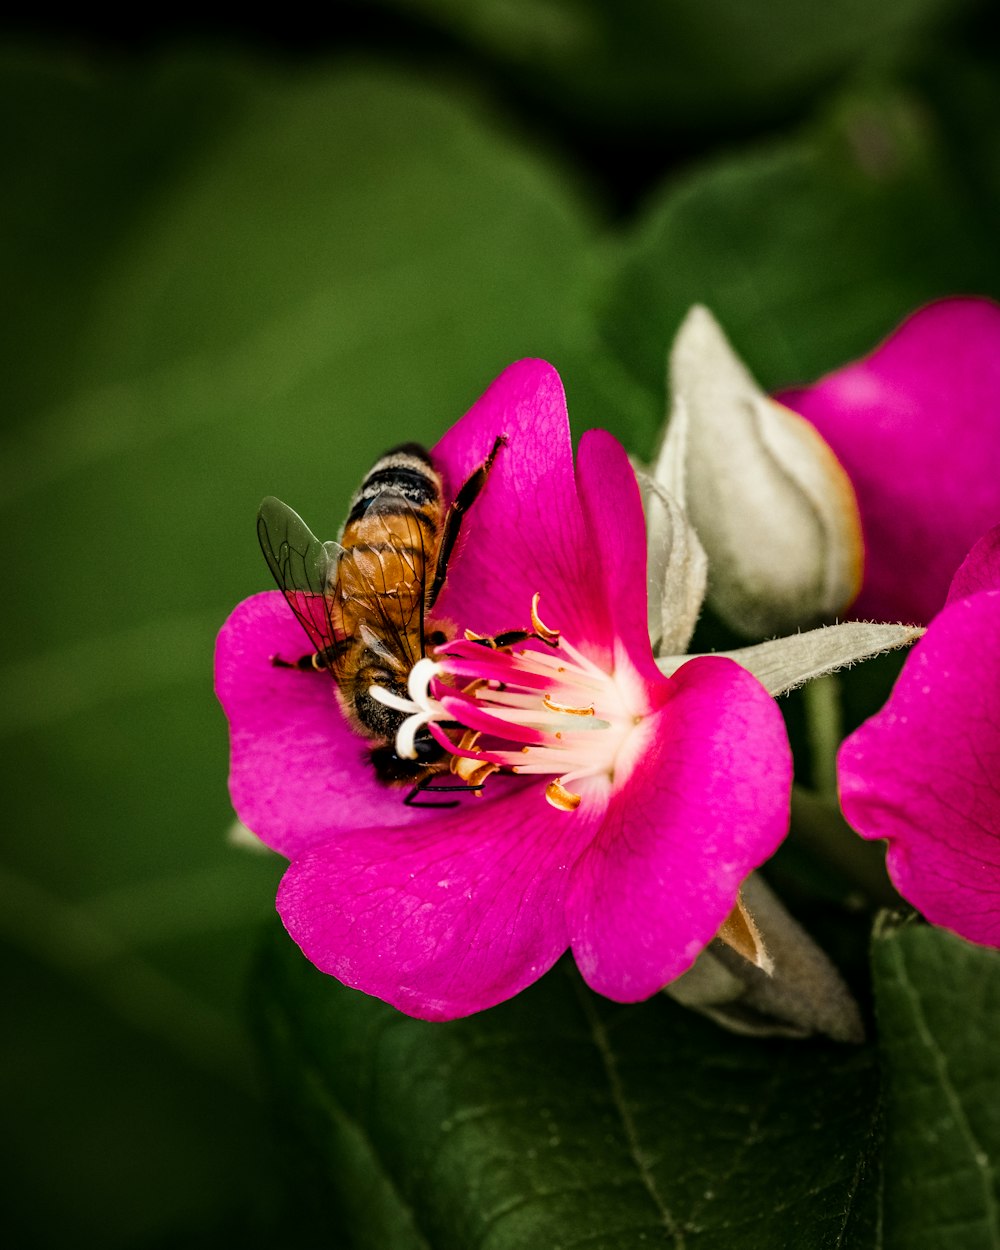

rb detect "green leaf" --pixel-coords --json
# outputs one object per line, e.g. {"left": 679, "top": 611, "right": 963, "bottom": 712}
{"left": 590, "top": 83, "right": 1000, "bottom": 455}
{"left": 258, "top": 929, "right": 881, "bottom": 1250}
{"left": 872, "top": 921, "right": 1000, "bottom": 1250}
{"left": 377, "top": 0, "right": 976, "bottom": 131}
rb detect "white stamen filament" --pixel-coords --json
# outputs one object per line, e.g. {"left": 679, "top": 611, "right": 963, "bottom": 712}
{"left": 370, "top": 657, "right": 448, "bottom": 760}
{"left": 395, "top": 712, "right": 430, "bottom": 761}
{"left": 368, "top": 685, "right": 419, "bottom": 715}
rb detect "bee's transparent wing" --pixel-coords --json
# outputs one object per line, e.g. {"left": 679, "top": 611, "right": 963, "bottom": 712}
{"left": 257, "top": 495, "right": 344, "bottom": 654}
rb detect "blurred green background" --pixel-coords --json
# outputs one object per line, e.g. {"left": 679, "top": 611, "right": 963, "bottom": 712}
{"left": 3, "top": 3, "right": 1000, "bottom": 1246}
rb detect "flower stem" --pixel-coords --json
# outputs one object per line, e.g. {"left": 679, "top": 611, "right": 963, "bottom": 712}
{"left": 790, "top": 784, "right": 898, "bottom": 907}
{"left": 802, "top": 672, "right": 842, "bottom": 797}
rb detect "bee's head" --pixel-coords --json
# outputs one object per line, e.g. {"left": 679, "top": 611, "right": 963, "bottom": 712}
{"left": 370, "top": 727, "right": 446, "bottom": 784}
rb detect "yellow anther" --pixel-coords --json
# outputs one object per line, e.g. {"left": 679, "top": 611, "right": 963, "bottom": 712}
{"left": 545, "top": 779, "right": 582, "bottom": 811}
{"left": 530, "top": 593, "right": 561, "bottom": 644}
{"left": 450, "top": 755, "right": 498, "bottom": 787}
{"left": 456, "top": 728, "right": 482, "bottom": 752}
{"left": 543, "top": 694, "right": 594, "bottom": 716}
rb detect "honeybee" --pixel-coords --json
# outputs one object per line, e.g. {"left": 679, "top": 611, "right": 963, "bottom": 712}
{"left": 257, "top": 437, "right": 504, "bottom": 803}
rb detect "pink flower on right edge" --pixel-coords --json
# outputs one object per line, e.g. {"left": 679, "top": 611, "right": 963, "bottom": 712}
{"left": 780, "top": 297, "right": 1000, "bottom": 625}
{"left": 838, "top": 527, "right": 1000, "bottom": 947}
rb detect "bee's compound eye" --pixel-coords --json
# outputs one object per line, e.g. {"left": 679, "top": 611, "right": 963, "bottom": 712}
{"left": 411, "top": 728, "right": 444, "bottom": 762}
{"left": 369, "top": 735, "right": 445, "bottom": 784}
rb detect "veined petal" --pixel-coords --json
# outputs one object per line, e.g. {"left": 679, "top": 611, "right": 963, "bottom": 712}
{"left": 839, "top": 591, "right": 1000, "bottom": 947}
{"left": 947, "top": 524, "right": 1000, "bottom": 604}
{"left": 214, "top": 593, "right": 432, "bottom": 857}
{"left": 566, "top": 656, "right": 793, "bottom": 1001}
{"left": 276, "top": 787, "right": 602, "bottom": 1020}
{"left": 781, "top": 297, "right": 1000, "bottom": 624}
{"left": 430, "top": 359, "right": 605, "bottom": 652}
{"left": 576, "top": 429, "right": 662, "bottom": 680}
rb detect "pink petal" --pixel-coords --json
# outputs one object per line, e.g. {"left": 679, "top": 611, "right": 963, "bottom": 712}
{"left": 429, "top": 360, "right": 603, "bottom": 653}
{"left": 947, "top": 524, "right": 1000, "bottom": 604}
{"left": 214, "top": 593, "right": 433, "bottom": 858}
{"left": 839, "top": 591, "right": 1000, "bottom": 947}
{"left": 780, "top": 298, "right": 1000, "bottom": 624}
{"left": 276, "top": 785, "right": 603, "bottom": 1020}
{"left": 575, "top": 428, "right": 660, "bottom": 682}
{"left": 566, "top": 657, "right": 793, "bottom": 1001}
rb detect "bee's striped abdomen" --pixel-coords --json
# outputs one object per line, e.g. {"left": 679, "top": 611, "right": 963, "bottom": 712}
{"left": 333, "top": 443, "right": 445, "bottom": 742}
{"left": 343, "top": 443, "right": 441, "bottom": 529}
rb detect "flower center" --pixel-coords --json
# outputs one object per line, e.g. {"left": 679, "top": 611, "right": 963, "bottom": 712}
{"left": 369, "top": 595, "right": 645, "bottom": 810}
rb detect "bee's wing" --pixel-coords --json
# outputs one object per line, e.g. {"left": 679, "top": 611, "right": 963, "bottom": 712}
{"left": 257, "top": 495, "right": 345, "bottom": 654}
{"left": 339, "top": 494, "right": 429, "bottom": 673}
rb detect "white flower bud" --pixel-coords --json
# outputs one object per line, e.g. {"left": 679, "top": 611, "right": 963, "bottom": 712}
{"left": 657, "top": 306, "right": 864, "bottom": 638}
{"left": 666, "top": 873, "right": 864, "bottom": 1042}
{"left": 634, "top": 432, "right": 707, "bottom": 655}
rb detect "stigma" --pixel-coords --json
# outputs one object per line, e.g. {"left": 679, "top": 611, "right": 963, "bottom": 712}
{"left": 372, "top": 598, "right": 650, "bottom": 810}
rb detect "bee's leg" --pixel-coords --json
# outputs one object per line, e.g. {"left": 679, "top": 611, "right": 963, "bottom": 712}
{"left": 402, "top": 788, "right": 458, "bottom": 809}
{"left": 426, "top": 434, "right": 506, "bottom": 610}
{"left": 271, "top": 643, "right": 341, "bottom": 671}
{"left": 490, "top": 630, "right": 530, "bottom": 647}
{"left": 469, "top": 629, "right": 559, "bottom": 650}
{"left": 402, "top": 776, "right": 486, "bottom": 808}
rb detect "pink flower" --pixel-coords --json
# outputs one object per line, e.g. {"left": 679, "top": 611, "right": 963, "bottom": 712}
{"left": 215, "top": 360, "right": 793, "bottom": 1019}
{"left": 780, "top": 298, "right": 1000, "bottom": 625}
{"left": 838, "top": 526, "right": 1000, "bottom": 947}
